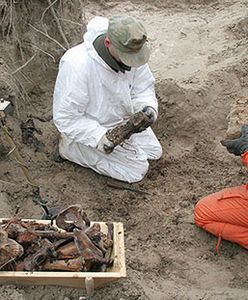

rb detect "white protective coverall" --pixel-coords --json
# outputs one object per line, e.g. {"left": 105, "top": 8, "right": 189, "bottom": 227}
{"left": 53, "top": 16, "right": 162, "bottom": 183}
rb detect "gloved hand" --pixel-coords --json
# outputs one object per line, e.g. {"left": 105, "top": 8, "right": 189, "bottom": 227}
{"left": 221, "top": 124, "right": 248, "bottom": 156}
{"left": 97, "top": 134, "right": 115, "bottom": 154}
{"left": 142, "top": 106, "right": 158, "bottom": 123}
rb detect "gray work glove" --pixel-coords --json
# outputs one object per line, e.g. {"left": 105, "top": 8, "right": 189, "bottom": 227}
{"left": 142, "top": 106, "right": 158, "bottom": 123}
{"left": 97, "top": 134, "right": 115, "bottom": 154}
{"left": 221, "top": 124, "right": 248, "bottom": 156}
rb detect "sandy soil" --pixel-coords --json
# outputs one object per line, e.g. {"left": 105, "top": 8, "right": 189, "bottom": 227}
{"left": 1, "top": 0, "right": 248, "bottom": 299}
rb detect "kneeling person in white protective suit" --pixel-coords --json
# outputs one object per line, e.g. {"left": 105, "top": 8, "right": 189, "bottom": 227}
{"left": 53, "top": 15, "right": 162, "bottom": 183}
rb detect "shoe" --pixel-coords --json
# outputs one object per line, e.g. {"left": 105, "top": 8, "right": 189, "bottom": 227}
{"left": 52, "top": 141, "right": 66, "bottom": 163}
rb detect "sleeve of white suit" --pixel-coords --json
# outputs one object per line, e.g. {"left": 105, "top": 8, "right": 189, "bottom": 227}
{"left": 131, "top": 64, "right": 158, "bottom": 115}
{"left": 53, "top": 59, "right": 107, "bottom": 148}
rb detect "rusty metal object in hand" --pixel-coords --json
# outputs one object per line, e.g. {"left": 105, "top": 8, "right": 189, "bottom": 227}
{"left": 105, "top": 111, "right": 153, "bottom": 152}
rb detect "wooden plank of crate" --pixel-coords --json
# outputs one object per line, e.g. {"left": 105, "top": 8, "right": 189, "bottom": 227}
{"left": 110, "top": 222, "right": 126, "bottom": 276}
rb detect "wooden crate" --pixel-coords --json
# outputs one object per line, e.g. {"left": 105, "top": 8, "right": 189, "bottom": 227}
{"left": 0, "top": 219, "right": 126, "bottom": 290}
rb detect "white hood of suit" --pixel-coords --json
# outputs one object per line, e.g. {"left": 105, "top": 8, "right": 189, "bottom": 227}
{"left": 83, "top": 16, "right": 110, "bottom": 68}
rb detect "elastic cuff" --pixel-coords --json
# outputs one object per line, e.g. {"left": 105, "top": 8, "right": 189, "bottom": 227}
{"left": 241, "top": 150, "right": 248, "bottom": 167}
{"left": 143, "top": 106, "right": 158, "bottom": 122}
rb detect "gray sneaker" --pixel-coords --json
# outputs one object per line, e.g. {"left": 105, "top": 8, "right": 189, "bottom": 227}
{"left": 52, "top": 142, "right": 65, "bottom": 163}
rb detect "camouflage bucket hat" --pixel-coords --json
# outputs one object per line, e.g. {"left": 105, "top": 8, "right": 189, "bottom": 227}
{"left": 107, "top": 16, "right": 150, "bottom": 68}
